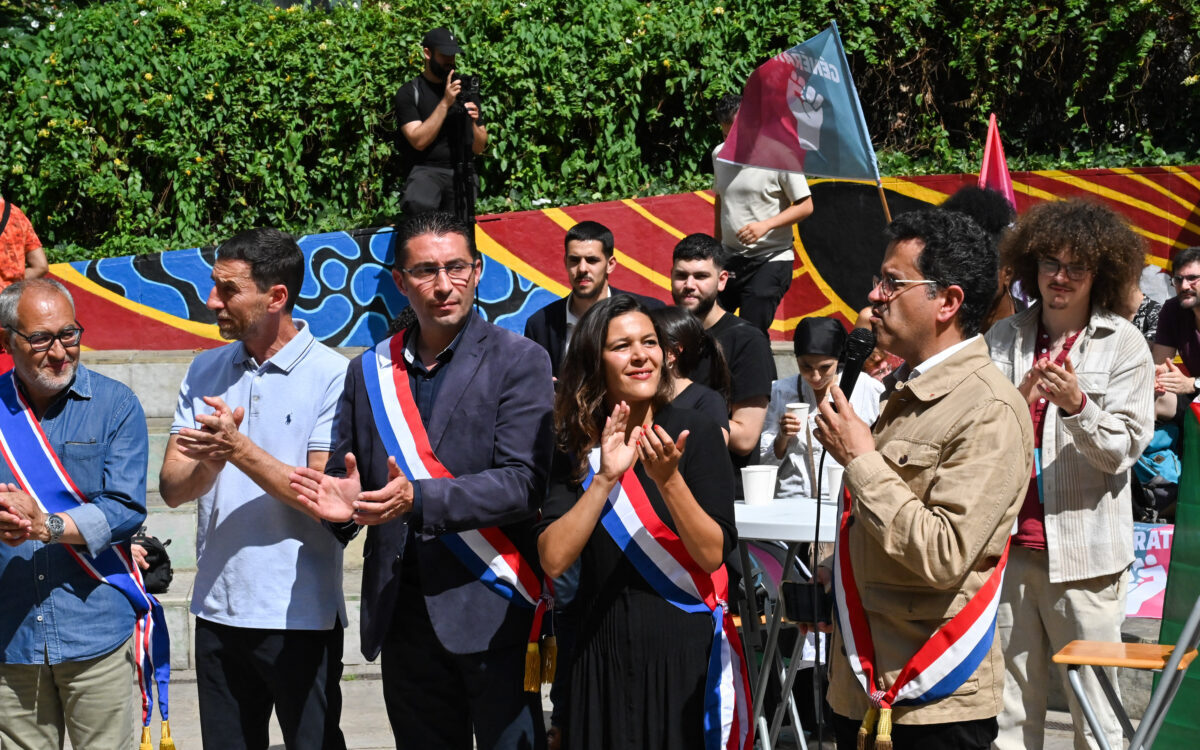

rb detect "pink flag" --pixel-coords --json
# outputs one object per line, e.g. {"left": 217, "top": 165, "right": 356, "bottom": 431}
{"left": 978, "top": 113, "right": 1016, "bottom": 210}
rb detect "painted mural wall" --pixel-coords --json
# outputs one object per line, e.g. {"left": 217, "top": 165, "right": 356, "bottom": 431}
{"left": 52, "top": 166, "right": 1200, "bottom": 349}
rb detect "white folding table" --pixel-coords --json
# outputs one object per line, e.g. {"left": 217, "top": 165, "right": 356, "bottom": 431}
{"left": 735, "top": 498, "right": 839, "bottom": 750}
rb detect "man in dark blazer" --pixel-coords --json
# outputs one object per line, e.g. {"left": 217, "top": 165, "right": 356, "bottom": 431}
{"left": 291, "top": 212, "right": 554, "bottom": 750}
{"left": 523, "top": 220, "right": 663, "bottom": 377}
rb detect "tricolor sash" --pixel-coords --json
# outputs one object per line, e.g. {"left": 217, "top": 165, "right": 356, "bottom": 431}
{"left": 832, "top": 486, "right": 1010, "bottom": 746}
{"left": 362, "top": 335, "right": 552, "bottom": 688}
{"left": 582, "top": 448, "right": 752, "bottom": 750}
{"left": 0, "top": 372, "right": 170, "bottom": 736}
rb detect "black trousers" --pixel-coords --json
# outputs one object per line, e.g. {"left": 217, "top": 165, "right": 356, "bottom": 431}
{"left": 400, "top": 165, "right": 457, "bottom": 216}
{"left": 195, "top": 617, "right": 346, "bottom": 750}
{"left": 832, "top": 712, "right": 997, "bottom": 750}
{"left": 381, "top": 583, "right": 546, "bottom": 750}
{"left": 718, "top": 254, "right": 793, "bottom": 335}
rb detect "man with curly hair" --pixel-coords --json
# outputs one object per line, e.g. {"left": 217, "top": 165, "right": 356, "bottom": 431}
{"left": 985, "top": 199, "right": 1155, "bottom": 750}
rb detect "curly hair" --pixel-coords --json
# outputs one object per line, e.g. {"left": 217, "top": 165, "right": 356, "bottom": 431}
{"left": 940, "top": 186, "right": 1015, "bottom": 243}
{"left": 554, "top": 295, "right": 674, "bottom": 483}
{"left": 1002, "top": 199, "right": 1144, "bottom": 314}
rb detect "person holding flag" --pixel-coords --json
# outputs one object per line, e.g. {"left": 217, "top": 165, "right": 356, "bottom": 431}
{"left": 811, "top": 210, "right": 1032, "bottom": 749}
{"left": 537, "top": 294, "right": 751, "bottom": 750}
{"left": 290, "top": 211, "right": 554, "bottom": 750}
{"left": 711, "top": 93, "right": 814, "bottom": 335}
{"left": 0, "top": 279, "right": 168, "bottom": 749}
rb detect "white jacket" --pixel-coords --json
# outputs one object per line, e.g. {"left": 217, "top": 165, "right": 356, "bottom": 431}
{"left": 985, "top": 305, "right": 1155, "bottom": 583}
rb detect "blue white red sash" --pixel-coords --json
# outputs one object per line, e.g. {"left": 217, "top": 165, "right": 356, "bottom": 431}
{"left": 583, "top": 448, "right": 752, "bottom": 750}
{"left": 832, "top": 485, "right": 1009, "bottom": 712}
{"left": 0, "top": 371, "right": 169, "bottom": 729}
{"left": 361, "top": 334, "right": 549, "bottom": 635}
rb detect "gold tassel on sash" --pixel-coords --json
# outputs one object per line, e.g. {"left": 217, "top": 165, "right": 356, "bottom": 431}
{"left": 159, "top": 720, "right": 176, "bottom": 750}
{"left": 874, "top": 708, "right": 893, "bottom": 750}
{"left": 523, "top": 641, "right": 541, "bottom": 692}
{"left": 856, "top": 706, "right": 878, "bottom": 750}
{"left": 139, "top": 726, "right": 153, "bottom": 750}
{"left": 540, "top": 635, "right": 557, "bottom": 685}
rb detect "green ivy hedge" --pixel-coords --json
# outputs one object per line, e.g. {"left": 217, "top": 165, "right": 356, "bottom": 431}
{"left": 1, "top": 0, "right": 1197, "bottom": 260}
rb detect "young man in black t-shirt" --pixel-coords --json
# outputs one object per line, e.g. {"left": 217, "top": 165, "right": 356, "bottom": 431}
{"left": 394, "top": 27, "right": 487, "bottom": 217}
{"left": 670, "top": 234, "right": 776, "bottom": 494}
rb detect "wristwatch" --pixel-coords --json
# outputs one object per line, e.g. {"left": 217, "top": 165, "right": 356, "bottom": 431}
{"left": 1192, "top": 376, "right": 1200, "bottom": 392}
{"left": 44, "top": 513, "right": 65, "bottom": 544}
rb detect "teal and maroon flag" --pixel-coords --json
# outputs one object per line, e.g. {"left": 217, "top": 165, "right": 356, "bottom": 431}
{"left": 717, "top": 21, "right": 878, "bottom": 181}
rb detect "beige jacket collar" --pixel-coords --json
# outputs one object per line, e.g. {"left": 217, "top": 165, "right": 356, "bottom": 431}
{"left": 895, "top": 336, "right": 994, "bottom": 403}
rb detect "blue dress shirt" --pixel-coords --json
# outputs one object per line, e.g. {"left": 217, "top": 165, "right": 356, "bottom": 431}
{"left": 0, "top": 365, "right": 148, "bottom": 664}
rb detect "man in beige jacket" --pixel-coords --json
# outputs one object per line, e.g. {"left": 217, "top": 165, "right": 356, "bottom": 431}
{"left": 813, "top": 209, "right": 1033, "bottom": 750}
{"left": 986, "top": 199, "right": 1154, "bottom": 750}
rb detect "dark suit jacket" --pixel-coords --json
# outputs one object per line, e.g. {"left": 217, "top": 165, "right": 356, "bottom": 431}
{"left": 522, "top": 286, "right": 665, "bottom": 377}
{"left": 328, "top": 312, "right": 555, "bottom": 659}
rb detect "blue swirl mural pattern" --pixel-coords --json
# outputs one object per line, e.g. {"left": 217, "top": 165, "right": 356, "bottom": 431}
{"left": 75, "top": 226, "right": 560, "bottom": 348}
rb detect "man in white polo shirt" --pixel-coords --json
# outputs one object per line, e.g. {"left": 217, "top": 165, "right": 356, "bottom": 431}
{"left": 159, "top": 228, "right": 349, "bottom": 750}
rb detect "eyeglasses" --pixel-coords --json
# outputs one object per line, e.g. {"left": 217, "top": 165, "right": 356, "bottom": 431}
{"left": 871, "top": 275, "right": 939, "bottom": 300}
{"left": 1037, "top": 258, "right": 1091, "bottom": 281}
{"left": 1173, "top": 273, "right": 1200, "bottom": 287}
{"left": 6, "top": 324, "right": 85, "bottom": 352}
{"left": 399, "top": 261, "right": 478, "bottom": 285}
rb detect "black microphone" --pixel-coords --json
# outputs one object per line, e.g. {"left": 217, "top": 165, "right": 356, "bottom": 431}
{"left": 836, "top": 327, "right": 877, "bottom": 407}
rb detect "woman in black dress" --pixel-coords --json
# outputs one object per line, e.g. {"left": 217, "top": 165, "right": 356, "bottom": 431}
{"left": 537, "top": 295, "right": 747, "bottom": 750}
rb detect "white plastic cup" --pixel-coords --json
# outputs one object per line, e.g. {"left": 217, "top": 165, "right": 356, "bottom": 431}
{"left": 741, "top": 466, "right": 778, "bottom": 506}
{"left": 823, "top": 462, "right": 845, "bottom": 499}
{"left": 785, "top": 402, "right": 810, "bottom": 421}
{"left": 785, "top": 402, "right": 811, "bottom": 453}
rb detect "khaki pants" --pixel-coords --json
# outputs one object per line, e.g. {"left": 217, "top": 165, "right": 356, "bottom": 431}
{"left": 0, "top": 637, "right": 136, "bottom": 750}
{"left": 993, "top": 546, "right": 1126, "bottom": 750}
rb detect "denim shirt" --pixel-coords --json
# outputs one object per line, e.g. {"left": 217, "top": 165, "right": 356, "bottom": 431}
{"left": 0, "top": 365, "right": 148, "bottom": 664}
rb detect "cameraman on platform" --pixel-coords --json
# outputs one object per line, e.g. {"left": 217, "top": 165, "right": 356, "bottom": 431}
{"left": 394, "top": 27, "right": 487, "bottom": 220}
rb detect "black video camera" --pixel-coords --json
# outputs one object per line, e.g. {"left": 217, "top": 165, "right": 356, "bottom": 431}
{"left": 453, "top": 73, "right": 480, "bottom": 108}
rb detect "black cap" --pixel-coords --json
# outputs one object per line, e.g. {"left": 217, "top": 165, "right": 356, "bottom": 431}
{"left": 422, "top": 27, "right": 463, "bottom": 55}
{"left": 793, "top": 317, "right": 849, "bottom": 359}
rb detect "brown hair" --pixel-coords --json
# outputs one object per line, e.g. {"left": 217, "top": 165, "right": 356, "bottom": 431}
{"left": 1002, "top": 199, "right": 1144, "bottom": 314}
{"left": 554, "top": 295, "right": 674, "bottom": 483}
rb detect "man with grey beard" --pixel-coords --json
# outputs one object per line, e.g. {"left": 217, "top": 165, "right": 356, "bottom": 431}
{"left": 0, "top": 278, "right": 148, "bottom": 748}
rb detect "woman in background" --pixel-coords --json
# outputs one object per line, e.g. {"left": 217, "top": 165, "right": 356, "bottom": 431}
{"left": 760, "top": 316, "right": 884, "bottom": 498}
{"left": 650, "top": 305, "right": 730, "bottom": 443}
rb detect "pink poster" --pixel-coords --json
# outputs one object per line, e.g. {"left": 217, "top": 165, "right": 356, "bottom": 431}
{"left": 1127, "top": 523, "right": 1175, "bottom": 619}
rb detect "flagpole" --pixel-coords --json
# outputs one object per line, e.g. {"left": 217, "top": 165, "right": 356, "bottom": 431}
{"left": 876, "top": 179, "right": 892, "bottom": 223}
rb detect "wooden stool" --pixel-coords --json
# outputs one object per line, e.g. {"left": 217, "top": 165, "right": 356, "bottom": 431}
{"left": 1052, "top": 596, "right": 1200, "bottom": 750}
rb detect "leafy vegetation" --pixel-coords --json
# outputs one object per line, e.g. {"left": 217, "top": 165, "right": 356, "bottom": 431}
{"left": 2, "top": 0, "right": 1197, "bottom": 260}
